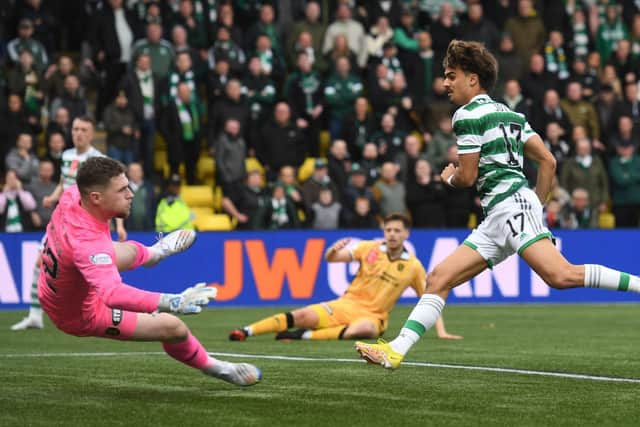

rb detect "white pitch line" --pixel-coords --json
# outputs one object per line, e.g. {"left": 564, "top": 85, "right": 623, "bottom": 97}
{"left": 1, "top": 351, "right": 639, "bottom": 384}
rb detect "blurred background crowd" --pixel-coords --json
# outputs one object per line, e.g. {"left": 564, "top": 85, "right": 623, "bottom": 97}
{"left": 1, "top": 0, "right": 639, "bottom": 232}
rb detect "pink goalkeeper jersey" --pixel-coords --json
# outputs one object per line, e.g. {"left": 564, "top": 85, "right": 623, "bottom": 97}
{"left": 38, "top": 186, "right": 160, "bottom": 335}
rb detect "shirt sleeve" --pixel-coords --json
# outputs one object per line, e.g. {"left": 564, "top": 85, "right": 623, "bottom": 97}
{"left": 73, "top": 234, "right": 160, "bottom": 313}
{"left": 452, "top": 110, "right": 482, "bottom": 154}
{"left": 350, "top": 240, "right": 372, "bottom": 262}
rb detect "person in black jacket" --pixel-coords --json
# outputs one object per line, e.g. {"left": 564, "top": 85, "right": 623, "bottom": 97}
{"left": 406, "top": 159, "right": 446, "bottom": 228}
{"left": 257, "top": 102, "right": 307, "bottom": 181}
{"left": 159, "top": 82, "right": 204, "bottom": 184}
{"left": 119, "top": 53, "right": 161, "bottom": 178}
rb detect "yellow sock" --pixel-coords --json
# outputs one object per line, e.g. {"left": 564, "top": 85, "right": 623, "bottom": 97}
{"left": 248, "top": 313, "right": 289, "bottom": 336}
{"left": 309, "top": 326, "right": 347, "bottom": 340}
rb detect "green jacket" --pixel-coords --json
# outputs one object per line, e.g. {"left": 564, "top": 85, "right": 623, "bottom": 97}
{"left": 323, "top": 74, "right": 363, "bottom": 120}
{"left": 560, "top": 156, "right": 610, "bottom": 207}
{"left": 608, "top": 155, "right": 640, "bottom": 205}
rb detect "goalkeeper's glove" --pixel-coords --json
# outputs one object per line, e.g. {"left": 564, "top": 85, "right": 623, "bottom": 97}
{"left": 158, "top": 283, "right": 217, "bottom": 314}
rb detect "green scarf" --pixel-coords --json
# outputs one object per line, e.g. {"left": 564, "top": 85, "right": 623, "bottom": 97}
{"left": 177, "top": 100, "right": 199, "bottom": 141}
{"left": 544, "top": 43, "right": 569, "bottom": 80}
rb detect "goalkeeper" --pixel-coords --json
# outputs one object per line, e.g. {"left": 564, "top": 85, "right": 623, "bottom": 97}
{"left": 229, "top": 213, "right": 461, "bottom": 341}
{"left": 38, "top": 157, "right": 260, "bottom": 387}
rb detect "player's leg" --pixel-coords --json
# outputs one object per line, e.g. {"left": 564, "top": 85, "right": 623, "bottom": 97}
{"left": 11, "top": 255, "right": 44, "bottom": 330}
{"left": 356, "top": 244, "right": 486, "bottom": 369}
{"left": 229, "top": 305, "right": 320, "bottom": 341}
{"left": 520, "top": 237, "right": 640, "bottom": 292}
{"left": 104, "top": 311, "right": 260, "bottom": 386}
{"left": 111, "top": 229, "right": 197, "bottom": 271}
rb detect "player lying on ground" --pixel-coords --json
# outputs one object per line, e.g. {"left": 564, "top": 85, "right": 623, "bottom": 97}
{"left": 229, "top": 213, "right": 461, "bottom": 341}
{"left": 355, "top": 39, "right": 640, "bottom": 370}
{"left": 38, "top": 156, "right": 260, "bottom": 386}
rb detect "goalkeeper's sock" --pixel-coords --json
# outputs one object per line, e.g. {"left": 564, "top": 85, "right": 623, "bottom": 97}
{"left": 389, "top": 294, "right": 445, "bottom": 356}
{"left": 162, "top": 333, "right": 210, "bottom": 370}
{"left": 246, "top": 312, "right": 293, "bottom": 336}
{"left": 584, "top": 265, "right": 640, "bottom": 293}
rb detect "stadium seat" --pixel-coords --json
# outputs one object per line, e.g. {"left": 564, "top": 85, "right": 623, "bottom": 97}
{"left": 467, "top": 213, "right": 477, "bottom": 229}
{"left": 599, "top": 212, "right": 615, "bottom": 229}
{"left": 194, "top": 213, "right": 234, "bottom": 231}
{"left": 154, "top": 150, "right": 168, "bottom": 177}
{"left": 191, "top": 206, "right": 214, "bottom": 220}
{"left": 319, "top": 130, "right": 331, "bottom": 157}
{"left": 197, "top": 155, "right": 215, "bottom": 185}
{"left": 181, "top": 185, "right": 214, "bottom": 209}
{"left": 245, "top": 157, "right": 264, "bottom": 175}
{"left": 298, "top": 157, "right": 317, "bottom": 182}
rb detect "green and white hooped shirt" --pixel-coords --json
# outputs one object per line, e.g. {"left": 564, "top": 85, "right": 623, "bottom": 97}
{"left": 61, "top": 147, "right": 105, "bottom": 189}
{"left": 452, "top": 94, "right": 538, "bottom": 213}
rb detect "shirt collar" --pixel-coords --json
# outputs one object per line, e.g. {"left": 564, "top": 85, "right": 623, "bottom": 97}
{"left": 379, "top": 243, "right": 410, "bottom": 260}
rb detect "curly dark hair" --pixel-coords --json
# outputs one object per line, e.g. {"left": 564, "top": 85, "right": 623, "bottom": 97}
{"left": 77, "top": 157, "right": 126, "bottom": 197}
{"left": 443, "top": 40, "right": 498, "bottom": 92}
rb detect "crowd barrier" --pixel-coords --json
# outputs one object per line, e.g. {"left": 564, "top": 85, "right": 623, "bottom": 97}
{"left": 1, "top": 230, "right": 639, "bottom": 309}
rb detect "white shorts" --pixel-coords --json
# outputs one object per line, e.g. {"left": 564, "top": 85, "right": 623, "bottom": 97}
{"left": 464, "top": 186, "right": 553, "bottom": 268}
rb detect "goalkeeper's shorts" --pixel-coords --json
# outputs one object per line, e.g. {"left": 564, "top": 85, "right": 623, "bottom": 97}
{"left": 308, "top": 298, "right": 387, "bottom": 335}
{"left": 46, "top": 301, "right": 138, "bottom": 341}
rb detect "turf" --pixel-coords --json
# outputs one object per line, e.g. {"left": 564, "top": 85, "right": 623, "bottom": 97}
{"left": 1, "top": 304, "right": 640, "bottom": 427}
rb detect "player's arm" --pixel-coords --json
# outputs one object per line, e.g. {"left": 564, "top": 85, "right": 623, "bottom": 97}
{"left": 524, "top": 134, "right": 557, "bottom": 204}
{"left": 441, "top": 152, "right": 480, "bottom": 188}
{"left": 325, "top": 238, "right": 353, "bottom": 262}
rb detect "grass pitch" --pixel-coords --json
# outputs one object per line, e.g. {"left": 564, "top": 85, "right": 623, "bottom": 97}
{"left": 1, "top": 304, "right": 640, "bottom": 427}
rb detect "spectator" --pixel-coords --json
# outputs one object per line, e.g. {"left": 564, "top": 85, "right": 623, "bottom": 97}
{"left": 284, "top": 51, "right": 324, "bottom": 157}
{"left": 373, "top": 161, "right": 406, "bottom": 217}
{"left": 221, "top": 169, "right": 267, "bottom": 230}
{"left": 560, "top": 137, "right": 610, "bottom": 212}
{"left": 252, "top": 182, "right": 300, "bottom": 230}
{"left": 126, "top": 162, "right": 155, "bottom": 231}
{"left": 560, "top": 80, "right": 601, "bottom": 143}
{"left": 422, "top": 77, "right": 455, "bottom": 132}
{"left": 429, "top": 2, "right": 460, "bottom": 65}
{"left": 253, "top": 33, "right": 286, "bottom": 88}
{"left": 207, "top": 58, "right": 231, "bottom": 105}
{"left": 327, "top": 139, "right": 350, "bottom": 194}
{"left": 42, "top": 54, "right": 75, "bottom": 108}
{"left": 384, "top": 73, "right": 414, "bottom": 133}
{"left": 7, "top": 48, "right": 44, "bottom": 118}
{"left": 288, "top": 30, "right": 326, "bottom": 74}
{"left": 43, "top": 131, "right": 65, "bottom": 182}
{"left": 406, "top": 158, "right": 446, "bottom": 228}
{"left": 245, "top": 4, "right": 283, "bottom": 58}
{"left": 286, "top": 1, "right": 327, "bottom": 71}
{"left": 368, "top": 62, "right": 392, "bottom": 118}
{"left": 311, "top": 186, "right": 341, "bottom": 230}
{"left": 243, "top": 56, "right": 276, "bottom": 153}
{"left": 357, "top": 0, "right": 404, "bottom": 29}
{"left": 500, "top": 79, "right": 531, "bottom": 118}
{"left": 277, "top": 165, "right": 305, "bottom": 215}
{"left": 341, "top": 162, "right": 378, "bottom": 223}
{"left": 543, "top": 30, "right": 571, "bottom": 88}
{"left": 342, "top": 196, "right": 378, "bottom": 229}
{"left": 570, "top": 57, "right": 600, "bottom": 102}
{"left": 131, "top": 21, "right": 175, "bottom": 80}
{"left": 19, "top": 0, "right": 57, "bottom": 55}
{"left": 90, "top": 0, "right": 139, "bottom": 121}
{"left": 608, "top": 39, "right": 636, "bottom": 82}
{"left": 595, "top": 83, "right": 619, "bottom": 146}
{"left": 7, "top": 18, "right": 48, "bottom": 73}
{"left": 395, "top": 133, "right": 426, "bottom": 184}
{"left": 208, "top": 79, "right": 250, "bottom": 145}
{"left": 160, "top": 81, "right": 205, "bottom": 184}
{"left": 504, "top": 0, "right": 545, "bottom": 65}
{"left": 0, "top": 169, "right": 37, "bottom": 232}
{"left": 170, "top": 24, "right": 206, "bottom": 80}
{"left": 1, "top": 94, "right": 33, "bottom": 167}
{"left": 119, "top": 53, "right": 160, "bottom": 178}
{"left": 595, "top": 3, "right": 628, "bottom": 64}
{"left": 360, "top": 142, "right": 382, "bottom": 186}
{"left": 543, "top": 122, "right": 572, "bottom": 175}
{"left": 560, "top": 188, "right": 598, "bottom": 229}
{"left": 215, "top": 3, "right": 243, "bottom": 47}
{"left": 155, "top": 173, "right": 195, "bottom": 233}
{"left": 443, "top": 145, "right": 477, "bottom": 228}
{"left": 392, "top": 8, "right": 420, "bottom": 62}
{"left": 426, "top": 115, "right": 456, "bottom": 171}
{"left": 342, "top": 96, "right": 376, "bottom": 161}
{"left": 370, "top": 113, "right": 406, "bottom": 162}
{"left": 103, "top": 90, "right": 139, "bottom": 165}
{"left": 407, "top": 31, "right": 437, "bottom": 108}
{"left": 214, "top": 118, "right": 247, "bottom": 202}
{"left": 322, "top": 4, "right": 366, "bottom": 68}
{"left": 458, "top": 2, "right": 500, "bottom": 53}
{"left": 5, "top": 133, "right": 39, "bottom": 185}
{"left": 567, "top": 6, "right": 592, "bottom": 61}
{"left": 161, "top": 50, "right": 198, "bottom": 108}
{"left": 532, "top": 89, "right": 573, "bottom": 139}
{"left": 45, "top": 105, "right": 72, "bottom": 148}
{"left": 49, "top": 74, "right": 88, "bottom": 124}
{"left": 207, "top": 24, "right": 246, "bottom": 76}
{"left": 520, "top": 53, "right": 559, "bottom": 107}
{"left": 608, "top": 137, "right": 640, "bottom": 227}
{"left": 494, "top": 34, "right": 524, "bottom": 98}
{"left": 258, "top": 102, "right": 307, "bottom": 179}
{"left": 367, "top": 40, "right": 403, "bottom": 86}
{"left": 612, "top": 81, "right": 640, "bottom": 132}
{"left": 25, "top": 160, "right": 57, "bottom": 228}
{"left": 170, "top": 0, "right": 208, "bottom": 49}
{"left": 302, "top": 158, "right": 338, "bottom": 213}
{"left": 365, "top": 15, "right": 394, "bottom": 62}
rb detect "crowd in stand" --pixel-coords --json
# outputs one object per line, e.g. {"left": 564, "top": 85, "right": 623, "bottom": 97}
{"left": 1, "top": 0, "right": 640, "bottom": 233}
